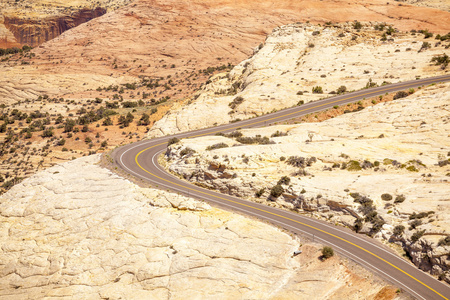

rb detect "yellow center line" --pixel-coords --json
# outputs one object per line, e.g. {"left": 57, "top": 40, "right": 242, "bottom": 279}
{"left": 133, "top": 78, "right": 449, "bottom": 299}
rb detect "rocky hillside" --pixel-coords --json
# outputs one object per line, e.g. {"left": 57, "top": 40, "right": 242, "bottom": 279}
{"left": 149, "top": 22, "right": 450, "bottom": 137}
{"left": 0, "top": 155, "right": 397, "bottom": 299}
{"left": 164, "top": 82, "right": 450, "bottom": 282}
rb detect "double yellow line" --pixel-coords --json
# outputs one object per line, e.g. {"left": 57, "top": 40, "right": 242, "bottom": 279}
{"left": 134, "top": 77, "right": 450, "bottom": 299}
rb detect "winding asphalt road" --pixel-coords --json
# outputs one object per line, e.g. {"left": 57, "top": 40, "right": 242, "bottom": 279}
{"left": 114, "top": 74, "right": 450, "bottom": 299}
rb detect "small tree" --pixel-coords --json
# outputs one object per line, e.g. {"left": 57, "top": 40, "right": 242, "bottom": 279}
{"left": 322, "top": 246, "right": 334, "bottom": 259}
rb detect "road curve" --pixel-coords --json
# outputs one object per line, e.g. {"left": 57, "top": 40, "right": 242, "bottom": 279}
{"left": 113, "top": 75, "right": 450, "bottom": 299}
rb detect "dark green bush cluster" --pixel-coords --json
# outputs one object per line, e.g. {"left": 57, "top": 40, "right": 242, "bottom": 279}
{"left": 117, "top": 112, "right": 134, "bottom": 127}
{"left": 286, "top": 156, "right": 317, "bottom": 168}
{"left": 137, "top": 113, "right": 150, "bottom": 126}
{"left": 435, "top": 32, "right": 450, "bottom": 41}
{"left": 381, "top": 193, "right": 393, "bottom": 201}
{"left": 353, "top": 21, "right": 362, "bottom": 30}
{"left": 409, "top": 211, "right": 434, "bottom": 220}
{"left": 229, "top": 96, "right": 244, "bottom": 109}
{"left": 255, "top": 188, "right": 265, "bottom": 198}
{"left": 236, "top": 135, "right": 274, "bottom": 145}
{"left": 393, "top": 225, "right": 405, "bottom": 236}
{"left": 431, "top": 53, "right": 449, "bottom": 69}
{"left": 394, "top": 194, "right": 406, "bottom": 203}
{"left": 206, "top": 143, "right": 229, "bottom": 151}
{"left": 321, "top": 246, "right": 334, "bottom": 259}
{"left": 0, "top": 45, "right": 31, "bottom": 56}
{"left": 411, "top": 230, "right": 425, "bottom": 243}
{"left": 312, "top": 86, "right": 323, "bottom": 94}
{"left": 180, "top": 147, "right": 195, "bottom": 157}
{"left": 225, "top": 131, "right": 243, "bottom": 138}
{"left": 277, "top": 176, "right": 291, "bottom": 185}
{"left": 270, "top": 184, "right": 284, "bottom": 198}
{"left": 393, "top": 91, "right": 409, "bottom": 100}
{"left": 336, "top": 85, "right": 347, "bottom": 94}
{"left": 271, "top": 130, "right": 288, "bottom": 137}
{"left": 168, "top": 137, "right": 180, "bottom": 146}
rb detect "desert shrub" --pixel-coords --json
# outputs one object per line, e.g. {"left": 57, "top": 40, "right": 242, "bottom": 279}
{"left": 338, "top": 32, "right": 345, "bottom": 37}
{"left": 411, "top": 230, "right": 425, "bottom": 243}
{"left": 393, "top": 225, "right": 405, "bottom": 236}
{"left": 312, "top": 30, "right": 320, "bottom": 36}
{"left": 347, "top": 160, "right": 361, "bottom": 171}
{"left": 321, "top": 246, "right": 334, "bottom": 259}
{"left": 419, "top": 41, "right": 431, "bottom": 51}
{"left": 101, "top": 141, "right": 108, "bottom": 147}
{"left": 84, "top": 137, "right": 92, "bottom": 144}
{"left": 353, "top": 218, "right": 364, "bottom": 233}
{"left": 206, "top": 143, "right": 229, "bottom": 151}
{"left": 406, "top": 166, "right": 418, "bottom": 172}
{"left": 236, "top": 135, "right": 274, "bottom": 145}
{"left": 365, "top": 211, "right": 378, "bottom": 223}
{"left": 409, "top": 219, "right": 422, "bottom": 230}
{"left": 312, "top": 86, "right": 323, "bottom": 94}
{"left": 225, "top": 131, "right": 243, "bottom": 138}
{"left": 286, "top": 156, "right": 316, "bottom": 168}
{"left": 270, "top": 184, "right": 284, "bottom": 198}
{"left": 353, "top": 21, "right": 362, "bottom": 30}
{"left": 277, "top": 176, "right": 291, "bottom": 185}
{"left": 431, "top": 53, "right": 449, "bottom": 69}
{"left": 381, "top": 193, "right": 393, "bottom": 201}
{"left": 229, "top": 96, "right": 244, "bottom": 109}
{"left": 280, "top": 156, "right": 286, "bottom": 161}
{"left": 271, "top": 130, "right": 288, "bottom": 137}
{"left": 255, "top": 188, "right": 265, "bottom": 198}
{"left": 102, "top": 116, "right": 113, "bottom": 126}
{"left": 409, "top": 212, "right": 431, "bottom": 220}
{"left": 394, "top": 194, "right": 406, "bottom": 203}
{"left": 137, "top": 113, "right": 150, "bottom": 126}
{"left": 42, "top": 127, "right": 54, "bottom": 138}
{"left": 393, "top": 91, "right": 409, "bottom": 100}
{"left": 336, "top": 85, "right": 347, "bottom": 94}
{"left": 168, "top": 137, "right": 180, "bottom": 146}
{"left": 371, "top": 218, "right": 386, "bottom": 234}
{"left": 437, "top": 236, "right": 450, "bottom": 246}
{"left": 180, "top": 147, "right": 195, "bottom": 157}
{"left": 57, "top": 139, "right": 66, "bottom": 146}
{"left": 122, "top": 101, "right": 138, "bottom": 108}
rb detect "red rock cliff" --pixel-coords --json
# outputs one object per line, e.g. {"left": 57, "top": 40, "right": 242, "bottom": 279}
{"left": 3, "top": 7, "right": 106, "bottom": 47}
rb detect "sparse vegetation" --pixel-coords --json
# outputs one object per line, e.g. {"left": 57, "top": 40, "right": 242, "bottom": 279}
{"left": 312, "top": 86, "right": 323, "bottom": 94}
{"left": 321, "top": 246, "right": 334, "bottom": 259}
{"left": 270, "top": 184, "right": 284, "bottom": 198}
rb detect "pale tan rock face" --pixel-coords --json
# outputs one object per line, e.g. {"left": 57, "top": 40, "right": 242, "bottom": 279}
{"left": 149, "top": 22, "right": 448, "bottom": 138}
{"left": 0, "top": 155, "right": 393, "bottom": 299}
{"left": 164, "top": 83, "right": 450, "bottom": 280}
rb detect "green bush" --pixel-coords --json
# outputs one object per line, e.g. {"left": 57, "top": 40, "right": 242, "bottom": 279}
{"left": 277, "top": 176, "right": 291, "bottom": 185}
{"left": 270, "top": 184, "right": 284, "bottom": 198}
{"left": 321, "top": 246, "right": 334, "bottom": 259}
{"left": 180, "top": 147, "right": 195, "bottom": 157}
{"left": 381, "top": 193, "right": 393, "bottom": 201}
{"left": 336, "top": 85, "right": 347, "bottom": 94}
{"left": 393, "top": 225, "right": 405, "bottom": 236}
{"left": 411, "top": 230, "right": 425, "bottom": 243}
{"left": 394, "top": 194, "right": 406, "bottom": 203}
{"left": 255, "top": 188, "right": 265, "bottom": 198}
{"left": 312, "top": 86, "right": 323, "bottom": 94}
{"left": 347, "top": 160, "right": 361, "bottom": 171}
{"left": 168, "top": 137, "right": 180, "bottom": 146}
{"left": 431, "top": 53, "right": 449, "bottom": 69}
{"left": 393, "top": 91, "right": 409, "bottom": 100}
{"left": 206, "top": 143, "right": 229, "bottom": 151}
{"left": 229, "top": 96, "right": 244, "bottom": 109}
{"left": 353, "top": 21, "right": 362, "bottom": 30}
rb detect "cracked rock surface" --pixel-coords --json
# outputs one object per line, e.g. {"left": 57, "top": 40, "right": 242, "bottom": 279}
{"left": 0, "top": 155, "right": 393, "bottom": 299}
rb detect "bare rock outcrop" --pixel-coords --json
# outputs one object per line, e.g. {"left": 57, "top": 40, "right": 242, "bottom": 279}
{"left": 149, "top": 22, "right": 449, "bottom": 137}
{"left": 0, "top": 155, "right": 394, "bottom": 298}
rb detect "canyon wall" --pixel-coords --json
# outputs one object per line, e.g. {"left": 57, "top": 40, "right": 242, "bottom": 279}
{"left": 3, "top": 7, "right": 106, "bottom": 47}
